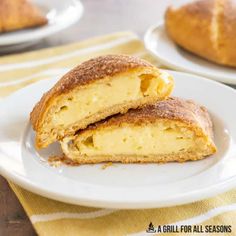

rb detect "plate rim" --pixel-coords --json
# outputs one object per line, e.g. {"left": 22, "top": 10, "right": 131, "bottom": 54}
{"left": 144, "top": 22, "right": 236, "bottom": 85}
{"left": 0, "top": 70, "right": 236, "bottom": 209}
{"left": 0, "top": 0, "right": 84, "bottom": 46}
{"left": 1, "top": 161, "right": 235, "bottom": 209}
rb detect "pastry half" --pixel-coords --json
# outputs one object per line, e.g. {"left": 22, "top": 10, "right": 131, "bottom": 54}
{"left": 61, "top": 97, "right": 217, "bottom": 164}
{"left": 0, "top": 0, "right": 47, "bottom": 33}
{"left": 165, "top": 0, "right": 236, "bottom": 67}
{"left": 30, "top": 55, "right": 174, "bottom": 148}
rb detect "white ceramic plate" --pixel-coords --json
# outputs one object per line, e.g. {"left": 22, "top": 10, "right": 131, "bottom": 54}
{"left": 0, "top": 70, "right": 236, "bottom": 209}
{"left": 144, "top": 23, "right": 236, "bottom": 85}
{"left": 0, "top": 0, "right": 83, "bottom": 46}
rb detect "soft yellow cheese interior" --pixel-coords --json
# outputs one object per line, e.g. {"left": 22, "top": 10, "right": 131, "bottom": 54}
{"left": 72, "top": 123, "right": 198, "bottom": 156}
{"left": 50, "top": 71, "right": 171, "bottom": 127}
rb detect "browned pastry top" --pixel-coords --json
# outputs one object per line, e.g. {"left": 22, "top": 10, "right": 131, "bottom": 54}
{"left": 77, "top": 97, "right": 214, "bottom": 140}
{"left": 48, "top": 54, "right": 154, "bottom": 94}
{"left": 176, "top": 0, "right": 214, "bottom": 17}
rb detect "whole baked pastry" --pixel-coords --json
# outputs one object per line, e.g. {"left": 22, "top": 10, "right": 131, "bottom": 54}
{"left": 0, "top": 0, "right": 47, "bottom": 33}
{"left": 61, "top": 97, "right": 217, "bottom": 164}
{"left": 30, "top": 55, "right": 174, "bottom": 148}
{"left": 165, "top": 0, "right": 236, "bottom": 67}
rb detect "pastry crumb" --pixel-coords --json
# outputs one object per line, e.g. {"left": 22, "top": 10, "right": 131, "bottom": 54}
{"left": 48, "top": 156, "right": 63, "bottom": 167}
{"left": 101, "top": 162, "right": 113, "bottom": 170}
{"left": 48, "top": 155, "right": 80, "bottom": 167}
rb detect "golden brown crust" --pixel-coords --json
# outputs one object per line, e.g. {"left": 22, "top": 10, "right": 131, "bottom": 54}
{"left": 0, "top": 0, "right": 47, "bottom": 33}
{"left": 218, "top": 0, "right": 236, "bottom": 66}
{"left": 52, "top": 54, "right": 154, "bottom": 94}
{"left": 165, "top": 0, "right": 236, "bottom": 67}
{"left": 76, "top": 97, "right": 215, "bottom": 143}
{"left": 58, "top": 152, "right": 212, "bottom": 165}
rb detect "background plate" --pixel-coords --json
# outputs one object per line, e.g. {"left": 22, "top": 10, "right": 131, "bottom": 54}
{"left": 144, "top": 23, "right": 236, "bottom": 85}
{"left": 0, "top": 0, "right": 83, "bottom": 46}
{"left": 0, "top": 71, "right": 236, "bottom": 209}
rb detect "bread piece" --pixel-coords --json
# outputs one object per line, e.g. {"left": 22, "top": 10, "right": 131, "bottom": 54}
{"left": 165, "top": 0, "right": 236, "bottom": 67}
{"left": 30, "top": 55, "right": 174, "bottom": 148}
{"left": 61, "top": 97, "right": 217, "bottom": 164}
{"left": 0, "top": 0, "right": 47, "bottom": 33}
{"left": 218, "top": 0, "right": 236, "bottom": 66}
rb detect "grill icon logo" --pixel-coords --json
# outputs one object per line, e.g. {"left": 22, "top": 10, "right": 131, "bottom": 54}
{"left": 146, "top": 222, "right": 156, "bottom": 233}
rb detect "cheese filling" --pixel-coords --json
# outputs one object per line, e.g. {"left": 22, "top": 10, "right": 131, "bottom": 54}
{"left": 63, "top": 123, "right": 205, "bottom": 158}
{"left": 50, "top": 71, "right": 171, "bottom": 127}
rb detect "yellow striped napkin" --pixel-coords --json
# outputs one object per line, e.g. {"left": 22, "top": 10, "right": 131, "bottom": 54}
{"left": 1, "top": 32, "right": 236, "bottom": 236}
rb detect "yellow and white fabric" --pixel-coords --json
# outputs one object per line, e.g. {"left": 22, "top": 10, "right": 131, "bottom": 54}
{"left": 0, "top": 32, "right": 235, "bottom": 235}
